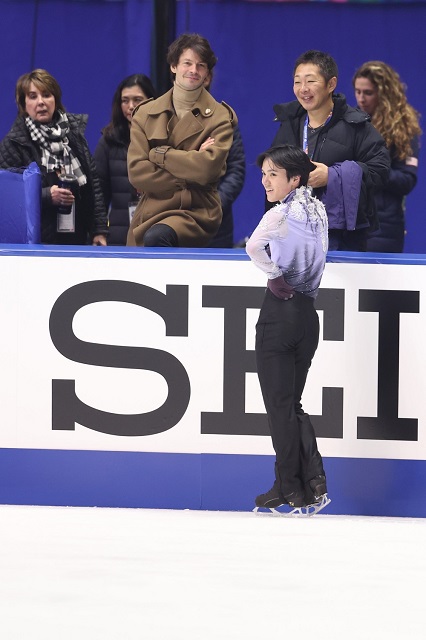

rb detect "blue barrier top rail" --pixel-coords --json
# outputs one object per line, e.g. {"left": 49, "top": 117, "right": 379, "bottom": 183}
{"left": 0, "top": 244, "right": 426, "bottom": 265}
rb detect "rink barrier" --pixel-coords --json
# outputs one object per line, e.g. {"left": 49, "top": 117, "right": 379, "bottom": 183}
{"left": 1, "top": 449, "right": 426, "bottom": 517}
{"left": 0, "top": 245, "right": 426, "bottom": 517}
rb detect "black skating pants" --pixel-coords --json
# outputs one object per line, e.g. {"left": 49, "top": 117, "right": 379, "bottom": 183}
{"left": 255, "top": 289, "right": 325, "bottom": 498}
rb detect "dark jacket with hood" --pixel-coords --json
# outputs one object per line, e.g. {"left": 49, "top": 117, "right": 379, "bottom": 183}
{"left": 271, "top": 93, "right": 390, "bottom": 232}
{"left": 0, "top": 113, "right": 108, "bottom": 244}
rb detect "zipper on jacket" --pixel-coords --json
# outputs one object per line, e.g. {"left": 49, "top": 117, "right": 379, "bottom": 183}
{"left": 318, "top": 136, "right": 327, "bottom": 156}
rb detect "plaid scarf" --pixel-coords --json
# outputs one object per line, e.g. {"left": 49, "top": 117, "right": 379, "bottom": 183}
{"left": 25, "top": 111, "right": 87, "bottom": 186}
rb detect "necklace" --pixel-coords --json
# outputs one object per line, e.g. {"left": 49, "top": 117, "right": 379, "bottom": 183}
{"left": 307, "top": 109, "right": 333, "bottom": 132}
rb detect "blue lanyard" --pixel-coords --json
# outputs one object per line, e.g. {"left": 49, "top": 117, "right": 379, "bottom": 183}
{"left": 303, "top": 111, "right": 332, "bottom": 157}
{"left": 302, "top": 116, "right": 310, "bottom": 155}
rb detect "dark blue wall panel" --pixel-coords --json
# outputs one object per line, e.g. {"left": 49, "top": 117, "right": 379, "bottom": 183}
{"left": 1, "top": 448, "right": 425, "bottom": 517}
{"left": 0, "top": 0, "right": 424, "bottom": 251}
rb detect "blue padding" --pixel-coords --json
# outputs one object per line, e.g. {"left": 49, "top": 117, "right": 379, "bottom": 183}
{"left": 0, "top": 245, "right": 249, "bottom": 260}
{"left": 0, "top": 244, "right": 426, "bottom": 266}
{"left": 0, "top": 163, "right": 41, "bottom": 244}
{"left": 0, "top": 449, "right": 201, "bottom": 510}
{"left": 1, "top": 449, "right": 425, "bottom": 517}
{"left": 201, "top": 454, "right": 426, "bottom": 518}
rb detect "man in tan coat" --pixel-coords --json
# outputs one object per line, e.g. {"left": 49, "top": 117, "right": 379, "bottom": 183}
{"left": 126, "top": 33, "right": 237, "bottom": 247}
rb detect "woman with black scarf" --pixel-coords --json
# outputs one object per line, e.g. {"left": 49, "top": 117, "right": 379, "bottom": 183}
{"left": 0, "top": 69, "right": 108, "bottom": 245}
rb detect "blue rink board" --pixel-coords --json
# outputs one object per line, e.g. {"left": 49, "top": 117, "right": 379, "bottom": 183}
{"left": 1, "top": 449, "right": 425, "bottom": 518}
{"left": 2, "top": 244, "right": 426, "bottom": 266}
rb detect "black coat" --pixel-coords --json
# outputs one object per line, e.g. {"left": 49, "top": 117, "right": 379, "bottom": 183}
{"left": 209, "top": 124, "right": 246, "bottom": 248}
{"left": 271, "top": 94, "right": 390, "bottom": 231}
{"left": 0, "top": 113, "right": 108, "bottom": 244}
{"left": 94, "top": 132, "right": 139, "bottom": 246}
{"left": 367, "top": 137, "right": 419, "bottom": 253}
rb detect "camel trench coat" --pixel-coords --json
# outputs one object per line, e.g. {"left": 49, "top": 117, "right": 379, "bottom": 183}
{"left": 127, "top": 87, "right": 237, "bottom": 247}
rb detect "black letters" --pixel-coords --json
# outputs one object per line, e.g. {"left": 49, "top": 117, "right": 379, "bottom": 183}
{"left": 50, "top": 280, "right": 191, "bottom": 436}
{"left": 49, "top": 281, "right": 421, "bottom": 442}
{"left": 201, "top": 286, "right": 269, "bottom": 435}
{"left": 358, "top": 289, "right": 419, "bottom": 441}
{"left": 201, "top": 286, "right": 346, "bottom": 438}
{"left": 311, "top": 289, "right": 345, "bottom": 438}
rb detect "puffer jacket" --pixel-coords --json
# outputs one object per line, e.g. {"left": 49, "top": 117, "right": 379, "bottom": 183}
{"left": 94, "top": 132, "right": 138, "bottom": 245}
{"left": 271, "top": 94, "right": 390, "bottom": 231}
{"left": 367, "top": 137, "right": 420, "bottom": 253}
{"left": 0, "top": 113, "right": 108, "bottom": 244}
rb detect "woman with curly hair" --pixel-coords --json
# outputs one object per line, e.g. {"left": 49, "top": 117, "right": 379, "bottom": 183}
{"left": 353, "top": 61, "right": 422, "bottom": 252}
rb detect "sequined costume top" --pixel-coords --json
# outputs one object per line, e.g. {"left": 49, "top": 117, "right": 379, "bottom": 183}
{"left": 245, "top": 187, "right": 328, "bottom": 299}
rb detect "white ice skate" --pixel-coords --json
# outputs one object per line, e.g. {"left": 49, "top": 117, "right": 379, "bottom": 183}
{"left": 253, "top": 494, "right": 331, "bottom": 517}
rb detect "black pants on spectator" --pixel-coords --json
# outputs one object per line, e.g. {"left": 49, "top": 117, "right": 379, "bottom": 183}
{"left": 144, "top": 223, "right": 178, "bottom": 247}
{"left": 255, "top": 289, "right": 325, "bottom": 498}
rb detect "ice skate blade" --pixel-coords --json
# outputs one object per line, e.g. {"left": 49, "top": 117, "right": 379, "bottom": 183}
{"left": 290, "top": 494, "right": 331, "bottom": 517}
{"left": 252, "top": 494, "right": 331, "bottom": 518}
{"left": 253, "top": 506, "right": 292, "bottom": 517}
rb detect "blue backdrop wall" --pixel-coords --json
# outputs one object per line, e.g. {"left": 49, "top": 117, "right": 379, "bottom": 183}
{"left": 0, "top": 0, "right": 424, "bottom": 251}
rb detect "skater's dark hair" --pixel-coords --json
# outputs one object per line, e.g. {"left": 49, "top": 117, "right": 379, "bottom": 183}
{"left": 256, "top": 145, "right": 316, "bottom": 186}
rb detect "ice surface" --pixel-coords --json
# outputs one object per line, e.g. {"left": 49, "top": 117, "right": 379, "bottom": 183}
{"left": 0, "top": 505, "right": 424, "bottom": 639}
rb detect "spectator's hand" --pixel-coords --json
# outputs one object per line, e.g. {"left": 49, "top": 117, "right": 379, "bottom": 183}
{"left": 199, "top": 137, "right": 215, "bottom": 152}
{"left": 50, "top": 185, "right": 75, "bottom": 207}
{"left": 267, "top": 275, "right": 294, "bottom": 300}
{"left": 308, "top": 162, "right": 328, "bottom": 188}
{"left": 92, "top": 234, "right": 107, "bottom": 246}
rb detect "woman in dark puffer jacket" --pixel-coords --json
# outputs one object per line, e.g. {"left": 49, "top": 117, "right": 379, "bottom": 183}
{"left": 94, "top": 74, "right": 157, "bottom": 245}
{"left": 353, "top": 61, "right": 422, "bottom": 252}
{"left": 0, "top": 68, "right": 108, "bottom": 246}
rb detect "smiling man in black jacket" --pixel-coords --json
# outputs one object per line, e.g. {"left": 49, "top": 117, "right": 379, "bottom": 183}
{"left": 271, "top": 50, "right": 390, "bottom": 251}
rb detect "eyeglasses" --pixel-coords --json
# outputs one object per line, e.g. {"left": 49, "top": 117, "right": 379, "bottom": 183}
{"left": 121, "top": 96, "right": 146, "bottom": 106}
